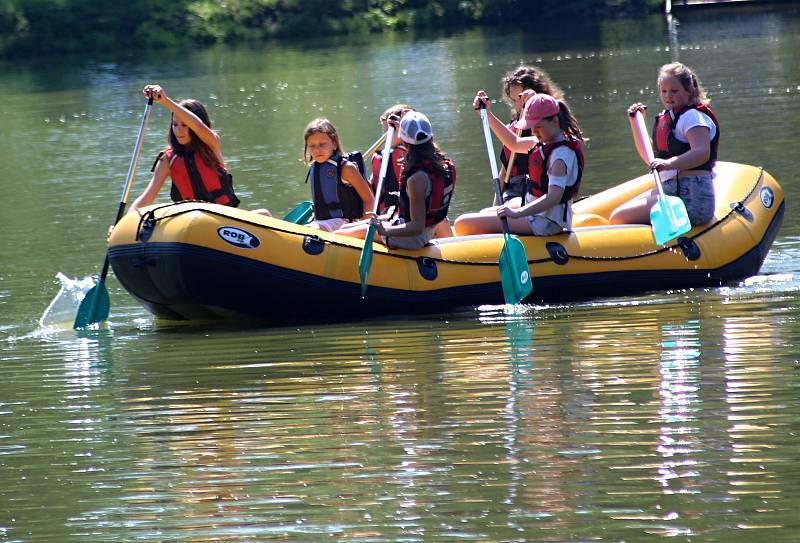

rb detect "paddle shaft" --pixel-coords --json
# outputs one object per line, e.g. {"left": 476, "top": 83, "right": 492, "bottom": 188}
{"left": 358, "top": 125, "right": 395, "bottom": 297}
{"left": 496, "top": 128, "right": 522, "bottom": 205}
{"left": 363, "top": 132, "right": 388, "bottom": 164}
{"left": 632, "top": 110, "right": 679, "bottom": 223}
{"left": 479, "top": 106, "right": 512, "bottom": 236}
{"left": 98, "top": 97, "right": 154, "bottom": 280}
{"left": 371, "top": 125, "right": 396, "bottom": 216}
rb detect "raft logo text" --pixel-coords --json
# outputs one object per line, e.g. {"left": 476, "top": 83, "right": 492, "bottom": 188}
{"left": 217, "top": 226, "right": 261, "bottom": 249}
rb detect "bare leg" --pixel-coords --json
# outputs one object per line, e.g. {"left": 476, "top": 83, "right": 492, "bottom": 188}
{"left": 609, "top": 190, "right": 656, "bottom": 225}
{"left": 454, "top": 212, "right": 531, "bottom": 236}
{"left": 433, "top": 219, "right": 454, "bottom": 238}
{"left": 336, "top": 223, "right": 370, "bottom": 239}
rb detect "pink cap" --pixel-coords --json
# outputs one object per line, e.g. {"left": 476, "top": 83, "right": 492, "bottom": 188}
{"left": 516, "top": 94, "right": 560, "bottom": 130}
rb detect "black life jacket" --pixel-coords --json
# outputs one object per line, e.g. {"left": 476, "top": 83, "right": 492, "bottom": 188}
{"left": 370, "top": 146, "right": 406, "bottom": 214}
{"left": 398, "top": 159, "right": 456, "bottom": 226}
{"left": 157, "top": 149, "right": 240, "bottom": 207}
{"left": 653, "top": 104, "right": 720, "bottom": 171}
{"left": 307, "top": 152, "right": 366, "bottom": 221}
{"left": 499, "top": 122, "right": 532, "bottom": 177}
{"left": 527, "top": 138, "right": 584, "bottom": 220}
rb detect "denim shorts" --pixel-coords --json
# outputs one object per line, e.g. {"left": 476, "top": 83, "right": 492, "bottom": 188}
{"left": 526, "top": 215, "right": 565, "bottom": 236}
{"left": 661, "top": 174, "right": 715, "bottom": 226}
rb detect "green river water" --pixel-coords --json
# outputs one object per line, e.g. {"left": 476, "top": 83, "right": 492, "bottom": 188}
{"left": 1, "top": 7, "right": 800, "bottom": 542}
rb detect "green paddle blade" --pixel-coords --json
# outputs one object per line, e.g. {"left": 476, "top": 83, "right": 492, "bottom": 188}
{"left": 498, "top": 233, "right": 533, "bottom": 305}
{"left": 650, "top": 193, "right": 691, "bottom": 245}
{"left": 73, "top": 280, "right": 110, "bottom": 329}
{"left": 358, "top": 225, "right": 377, "bottom": 298}
{"left": 283, "top": 201, "right": 313, "bottom": 224}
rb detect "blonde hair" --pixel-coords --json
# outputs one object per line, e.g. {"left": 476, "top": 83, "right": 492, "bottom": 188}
{"left": 658, "top": 62, "right": 710, "bottom": 106}
{"left": 302, "top": 118, "right": 343, "bottom": 164}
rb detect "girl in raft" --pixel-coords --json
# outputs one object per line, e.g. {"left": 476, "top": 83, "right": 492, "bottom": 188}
{"left": 368, "top": 105, "right": 454, "bottom": 238}
{"left": 131, "top": 84, "right": 270, "bottom": 216}
{"left": 490, "top": 65, "right": 566, "bottom": 208}
{"left": 338, "top": 111, "right": 456, "bottom": 249}
{"left": 303, "top": 118, "right": 375, "bottom": 232}
{"left": 610, "top": 62, "right": 719, "bottom": 226}
{"left": 453, "top": 92, "right": 584, "bottom": 236}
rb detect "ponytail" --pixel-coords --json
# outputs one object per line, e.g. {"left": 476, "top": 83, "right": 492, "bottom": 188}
{"left": 556, "top": 101, "right": 584, "bottom": 142}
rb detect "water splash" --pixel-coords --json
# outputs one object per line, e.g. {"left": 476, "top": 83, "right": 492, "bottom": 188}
{"left": 39, "top": 272, "right": 95, "bottom": 329}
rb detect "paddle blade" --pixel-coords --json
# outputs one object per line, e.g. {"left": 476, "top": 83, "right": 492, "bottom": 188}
{"left": 498, "top": 234, "right": 533, "bottom": 305}
{"left": 283, "top": 201, "right": 314, "bottom": 224}
{"left": 73, "top": 280, "right": 110, "bottom": 329}
{"left": 650, "top": 194, "right": 691, "bottom": 245}
{"left": 358, "top": 225, "right": 377, "bottom": 298}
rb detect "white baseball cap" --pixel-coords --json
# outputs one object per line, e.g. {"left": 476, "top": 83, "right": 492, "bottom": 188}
{"left": 398, "top": 111, "right": 433, "bottom": 145}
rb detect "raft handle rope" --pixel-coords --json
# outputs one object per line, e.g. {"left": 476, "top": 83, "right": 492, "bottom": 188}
{"left": 130, "top": 168, "right": 765, "bottom": 267}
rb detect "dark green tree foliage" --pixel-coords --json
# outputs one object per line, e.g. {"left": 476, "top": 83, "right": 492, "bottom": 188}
{"left": 0, "top": 0, "right": 664, "bottom": 58}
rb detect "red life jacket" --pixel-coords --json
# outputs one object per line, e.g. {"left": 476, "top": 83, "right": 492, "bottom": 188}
{"left": 653, "top": 104, "right": 720, "bottom": 171}
{"left": 164, "top": 149, "right": 240, "bottom": 207}
{"left": 370, "top": 146, "right": 405, "bottom": 213}
{"left": 526, "top": 137, "right": 584, "bottom": 203}
{"left": 398, "top": 158, "right": 456, "bottom": 226}
{"left": 499, "top": 121, "right": 532, "bottom": 177}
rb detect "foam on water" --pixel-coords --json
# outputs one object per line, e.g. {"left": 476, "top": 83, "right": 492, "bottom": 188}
{"left": 38, "top": 272, "right": 95, "bottom": 329}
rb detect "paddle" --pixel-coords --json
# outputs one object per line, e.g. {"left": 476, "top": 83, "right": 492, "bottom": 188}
{"left": 631, "top": 110, "right": 691, "bottom": 245}
{"left": 282, "top": 200, "right": 313, "bottom": 224}
{"left": 74, "top": 97, "right": 154, "bottom": 329}
{"left": 358, "top": 124, "right": 395, "bottom": 298}
{"left": 478, "top": 102, "right": 533, "bottom": 305}
{"left": 498, "top": 127, "right": 523, "bottom": 205}
{"left": 283, "top": 133, "right": 388, "bottom": 225}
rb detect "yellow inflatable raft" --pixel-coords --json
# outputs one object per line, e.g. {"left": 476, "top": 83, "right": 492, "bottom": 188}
{"left": 108, "top": 162, "right": 783, "bottom": 321}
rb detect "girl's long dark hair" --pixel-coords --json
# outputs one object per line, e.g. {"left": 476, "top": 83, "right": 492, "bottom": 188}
{"left": 502, "top": 65, "right": 565, "bottom": 118}
{"left": 167, "top": 99, "right": 220, "bottom": 168}
{"left": 553, "top": 101, "right": 584, "bottom": 142}
{"left": 401, "top": 139, "right": 449, "bottom": 182}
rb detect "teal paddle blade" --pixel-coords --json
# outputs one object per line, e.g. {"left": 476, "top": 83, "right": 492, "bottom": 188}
{"left": 358, "top": 225, "right": 377, "bottom": 298}
{"left": 498, "top": 233, "right": 533, "bottom": 304}
{"left": 73, "top": 280, "right": 110, "bottom": 329}
{"left": 283, "top": 201, "right": 313, "bottom": 224}
{"left": 650, "top": 194, "right": 691, "bottom": 245}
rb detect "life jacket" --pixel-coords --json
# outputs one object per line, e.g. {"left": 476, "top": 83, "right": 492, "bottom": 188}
{"left": 653, "top": 104, "right": 720, "bottom": 171}
{"left": 160, "top": 149, "right": 240, "bottom": 207}
{"left": 499, "top": 122, "right": 532, "bottom": 177}
{"left": 371, "top": 146, "right": 406, "bottom": 213}
{"left": 398, "top": 159, "right": 456, "bottom": 226}
{"left": 527, "top": 138, "right": 584, "bottom": 220}
{"left": 307, "top": 152, "right": 365, "bottom": 221}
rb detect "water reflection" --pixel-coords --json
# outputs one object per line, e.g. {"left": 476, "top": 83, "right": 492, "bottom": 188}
{"left": 3, "top": 8, "right": 800, "bottom": 540}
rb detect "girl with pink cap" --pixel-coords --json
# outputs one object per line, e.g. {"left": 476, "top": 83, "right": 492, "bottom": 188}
{"left": 454, "top": 92, "right": 585, "bottom": 236}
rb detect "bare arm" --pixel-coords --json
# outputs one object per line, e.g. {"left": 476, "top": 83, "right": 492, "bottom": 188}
{"left": 499, "top": 159, "right": 567, "bottom": 218}
{"left": 341, "top": 161, "right": 375, "bottom": 218}
{"left": 143, "top": 84, "right": 222, "bottom": 159}
{"left": 379, "top": 171, "right": 428, "bottom": 237}
{"left": 473, "top": 91, "right": 536, "bottom": 154}
{"left": 651, "top": 125, "right": 711, "bottom": 171}
{"left": 130, "top": 155, "right": 170, "bottom": 211}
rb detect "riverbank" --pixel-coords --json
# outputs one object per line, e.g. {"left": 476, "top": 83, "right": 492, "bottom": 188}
{"left": 0, "top": 0, "right": 663, "bottom": 58}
